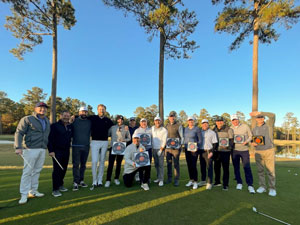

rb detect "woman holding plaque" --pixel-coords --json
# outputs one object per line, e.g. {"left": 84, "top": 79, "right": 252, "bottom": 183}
{"left": 104, "top": 115, "right": 131, "bottom": 188}
{"left": 183, "top": 116, "right": 202, "bottom": 190}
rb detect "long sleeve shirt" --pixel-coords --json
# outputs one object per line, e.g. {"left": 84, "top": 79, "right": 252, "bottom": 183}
{"left": 123, "top": 143, "right": 146, "bottom": 174}
{"left": 133, "top": 127, "right": 152, "bottom": 150}
{"left": 48, "top": 120, "right": 73, "bottom": 153}
{"left": 183, "top": 126, "right": 202, "bottom": 149}
{"left": 109, "top": 124, "right": 131, "bottom": 143}
{"left": 151, "top": 126, "right": 168, "bottom": 149}
{"left": 200, "top": 129, "right": 218, "bottom": 150}
{"left": 88, "top": 115, "right": 113, "bottom": 141}
{"left": 231, "top": 123, "right": 252, "bottom": 151}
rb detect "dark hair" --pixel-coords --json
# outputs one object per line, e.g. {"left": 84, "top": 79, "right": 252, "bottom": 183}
{"left": 97, "top": 104, "right": 106, "bottom": 109}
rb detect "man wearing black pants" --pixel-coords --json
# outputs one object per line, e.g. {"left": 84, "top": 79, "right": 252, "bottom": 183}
{"left": 123, "top": 133, "right": 150, "bottom": 191}
{"left": 72, "top": 107, "right": 91, "bottom": 191}
{"left": 213, "top": 116, "right": 234, "bottom": 190}
{"left": 48, "top": 111, "right": 73, "bottom": 197}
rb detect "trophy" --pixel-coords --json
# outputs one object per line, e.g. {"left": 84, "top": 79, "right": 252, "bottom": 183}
{"left": 234, "top": 135, "right": 245, "bottom": 144}
{"left": 252, "top": 136, "right": 265, "bottom": 145}
{"left": 187, "top": 142, "right": 197, "bottom": 152}
{"left": 219, "top": 138, "right": 229, "bottom": 147}
{"left": 166, "top": 138, "right": 180, "bottom": 149}
{"left": 140, "top": 133, "right": 152, "bottom": 147}
{"left": 111, "top": 142, "right": 126, "bottom": 155}
{"left": 134, "top": 151, "right": 150, "bottom": 167}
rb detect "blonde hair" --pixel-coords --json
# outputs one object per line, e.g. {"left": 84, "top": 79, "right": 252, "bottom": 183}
{"left": 97, "top": 104, "right": 106, "bottom": 109}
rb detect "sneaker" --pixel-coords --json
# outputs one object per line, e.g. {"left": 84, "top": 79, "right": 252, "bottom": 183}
{"left": 59, "top": 186, "right": 68, "bottom": 192}
{"left": 153, "top": 179, "right": 160, "bottom": 183}
{"left": 166, "top": 178, "right": 172, "bottom": 184}
{"left": 114, "top": 179, "right": 120, "bottom": 185}
{"left": 79, "top": 181, "right": 88, "bottom": 188}
{"left": 19, "top": 195, "right": 28, "bottom": 204}
{"left": 268, "top": 189, "right": 277, "bottom": 197}
{"left": 214, "top": 182, "right": 222, "bottom": 187}
{"left": 193, "top": 182, "right": 198, "bottom": 190}
{"left": 141, "top": 183, "right": 150, "bottom": 191}
{"left": 29, "top": 191, "right": 44, "bottom": 197}
{"left": 174, "top": 180, "right": 179, "bottom": 187}
{"left": 158, "top": 181, "right": 164, "bottom": 187}
{"left": 248, "top": 186, "right": 255, "bottom": 194}
{"left": 198, "top": 181, "right": 206, "bottom": 187}
{"left": 97, "top": 182, "right": 103, "bottom": 187}
{"left": 236, "top": 183, "right": 243, "bottom": 190}
{"left": 90, "top": 184, "right": 96, "bottom": 191}
{"left": 206, "top": 183, "right": 213, "bottom": 190}
{"left": 186, "top": 180, "right": 194, "bottom": 187}
{"left": 222, "top": 186, "right": 228, "bottom": 191}
{"left": 52, "top": 190, "right": 62, "bottom": 197}
{"left": 73, "top": 183, "right": 79, "bottom": 191}
{"left": 104, "top": 181, "right": 111, "bottom": 188}
{"left": 257, "top": 186, "right": 266, "bottom": 193}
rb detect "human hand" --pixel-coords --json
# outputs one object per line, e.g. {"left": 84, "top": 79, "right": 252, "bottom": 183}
{"left": 15, "top": 149, "right": 22, "bottom": 155}
{"left": 208, "top": 152, "right": 213, "bottom": 159}
{"left": 124, "top": 126, "right": 129, "bottom": 131}
{"left": 49, "top": 152, "right": 55, "bottom": 157}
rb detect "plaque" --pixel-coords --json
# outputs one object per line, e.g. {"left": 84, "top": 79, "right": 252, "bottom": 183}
{"left": 166, "top": 138, "right": 180, "bottom": 149}
{"left": 253, "top": 136, "right": 265, "bottom": 145}
{"left": 140, "top": 133, "right": 152, "bottom": 146}
{"left": 111, "top": 142, "right": 126, "bottom": 155}
{"left": 187, "top": 142, "right": 197, "bottom": 152}
{"left": 134, "top": 151, "right": 150, "bottom": 167}
{"left": 219, "top": 138, "right": 229, "bottom": 147}
{"left": 234, "top": 135, "right": 245, "bottom": 144}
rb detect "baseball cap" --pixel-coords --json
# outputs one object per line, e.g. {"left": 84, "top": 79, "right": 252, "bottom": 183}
{"left": 201, "top": 119, "right": 209, "bottom": 124}
{"left": 169, "top": 111, "right": 176, "bottom": 117}
{"left": 35, "top": 102, "right": 48, "bottom": 108}
{"left": 231, "top": 114, "right": 239, "bottom": 121}
{"left": 129, "top": 117, "right": 136, "bottom": 121}
{"left": 256, "top": 114, "right": 265, "bottom": 118}
{"left": 140, "top": 118, "right": 147, "bottom": 122}
{"left": 79, "top": 106, "right": 88, "bottom": 112}
{"left": 215, "top": 116, "right": 224, "bottom": 121}
{"left": 132, "top": 133, "right": 140, "bottom": 138}
{"left": 154, "top": 116, "right": 161, "bottom": 121}
{"left": 188, "top": 116, "right": 195, "bottom": 121}
{"left": 116, "top": 115, "right": 124, "bottom": 120}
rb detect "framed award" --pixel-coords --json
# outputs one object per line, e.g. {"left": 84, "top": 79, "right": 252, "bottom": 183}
{"left": 219, "top": 138, "right": 229, "bottom": 147}
{"left": 140, "top": 133, "right": 151, "bottom": 146}
{"left": 187, "top": 142, "right": 197, "bottom": 152}
{"left": 134, "top": 151, "right": 150, "bottom": 167}
{"left": 234, "top": 135, "right": 245, "bottom": 144}
{"left": 253, "top": 136, "right": 265, "bottom": 145}
{"left": 111, "top": 142, "right": 126, "bottom": 155}
{"left": 166, "top": 138, "right": 180, "bottom": 149}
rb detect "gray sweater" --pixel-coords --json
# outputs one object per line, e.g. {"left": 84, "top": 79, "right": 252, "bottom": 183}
{"left": 14, "top": 113, "right": 50, "bottom": 149}
{"left": 108, "top": 124, "right": 131, "bottom": 143}
{"left": 230, "top": 123, "right": 252, "bottom": 151}
{"left": 123, "top": 143, "right": 146, "bottom": 174}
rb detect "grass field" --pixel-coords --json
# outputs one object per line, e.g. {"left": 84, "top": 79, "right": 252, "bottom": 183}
{"left": 0, "top": 142, "right": 300, "bottom": 224}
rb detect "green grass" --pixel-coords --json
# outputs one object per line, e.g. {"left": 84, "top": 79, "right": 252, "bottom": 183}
{"left": 0, "top": 144, "right": 299, "bottom": 225}
{"left": 0, "top": 135, "right": 14, "bottom": 141}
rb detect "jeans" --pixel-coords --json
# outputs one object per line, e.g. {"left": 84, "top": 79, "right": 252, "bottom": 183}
{"left": 72, "top": 146, "right": 89, "bottom": 184}
{"left": 232, "top": 150, "right": 253, "bottom": 186}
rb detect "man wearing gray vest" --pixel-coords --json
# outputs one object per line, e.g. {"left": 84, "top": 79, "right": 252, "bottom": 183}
{"left": 72, "top": 106, "right": 91, "bottom": 191}
{"left": 213, "top": 116, "right": 234, "bottom": 191}
{"left": 14, "top": 102, "right": 50, "bottom": 204}
{"left": 165, "top": 111, "right": 183, "bottom": 186}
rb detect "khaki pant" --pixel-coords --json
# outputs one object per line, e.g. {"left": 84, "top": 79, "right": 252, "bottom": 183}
{"left": 255, "top": 148, "right": 276, "bottom": 190}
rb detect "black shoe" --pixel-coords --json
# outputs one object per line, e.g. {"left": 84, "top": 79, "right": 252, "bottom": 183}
{"left": 214, "top": 182, "right": 222, "bottom": 187}
{"left": 79, "top": 181, "right": 88, "bottom": 188}
{"left": 97, "top": 183, "right": 103, "bottom": 187}
{"left": 166, "top": 178, "right": 172, "bottom": 184}
{"left": 174, "top": 180, "right": 179, "bottom": 187}
{"left": 73, "top": 183, "right": 79, "bottom": 191}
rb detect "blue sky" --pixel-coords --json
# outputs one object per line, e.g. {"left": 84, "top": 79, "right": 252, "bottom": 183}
{"left": 0, "top": 0, "right": 299, "bottom": 126}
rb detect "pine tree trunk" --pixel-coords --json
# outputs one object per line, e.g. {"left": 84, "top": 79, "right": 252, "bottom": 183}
{"left": 159, "top": 32, "right": 165, "bottom": 123}
{"left": 0, "top": 114, "right": 2, "bottom": 135}
{"left": 50, "top": 1, "right": 57, "bottom": 124}
{"left": 251, "top": 4, "right": 259, "bottom": 129}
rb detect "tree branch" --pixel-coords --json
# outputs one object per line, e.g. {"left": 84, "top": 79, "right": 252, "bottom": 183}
{"left": 29, "top": 0, "right": 52, "bottom": 22}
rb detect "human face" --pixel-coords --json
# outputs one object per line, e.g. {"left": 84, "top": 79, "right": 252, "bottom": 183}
{"left": 97, "top": 106, "right": 106, "bottom": 116}
{"left": 216, "top": 120, "right": 224, "bottom": 129}
{"left": 188, "top": 119, "right": 194, "bottom": 127}
{"left": 61, "top": 112, "right": 70, "bottom": 124}
{"left": 140, "top": 120, "right": 147, "bottom": 128}
{"left": 169, "top": 116, "right": 175, "bottom": 123}
{"left": 129, "top": 120, "right": 136, "bottom": 127}
{"left": 79, "top": 110, "right": 88, "bottom": 117}
{"left": 256, "top": 117, "right": 265, "bottom": 126}
{"left": 154, "top": 119, "right": 161, "bottom": 128}
{"left": 201, "top": 122, "right": 209, "bottom": 131}
{"left": 34, "top": 106, "right": 47, "bottom": 118}
{"left": 117, "top": 118, "right": 123, "bottom": 125}
{"left": 132, "top": 137, "right": 140, "bottom": 145}
{"left": 231, "top": 119, "right": 239, "bottom": 127}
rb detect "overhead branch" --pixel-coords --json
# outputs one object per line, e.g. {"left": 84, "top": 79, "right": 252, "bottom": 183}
{"left": 29, "top": 0, "right": 52, "bottom": 22}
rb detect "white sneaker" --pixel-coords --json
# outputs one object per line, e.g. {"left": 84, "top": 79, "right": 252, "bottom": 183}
{"left": 19, "top": 195, "right": 27, "bottom": 204}
{"left": 104, "top": 181, "right": 110, "bottom": 188}
{"left": 248, "top": 186, "right": 255, "bottom": 194}
{"left": 185, "top": 180, "right": 194, "bottom": 187}
{"left": 206, "top": 183, "right": 213, "bottom": 190}
{"left": 192, "top": 182, "right": 198, "bottom": 190}
{"left": 114, "top": 179, "right": 120, "bottom": 185}
{"left": 198, "top": 181, "right": 206, "bottom": 187}
{"left": 236, "top": 183, "right": 243, "bottom": 190}
{"left": 141, "top": 183, "right": 150, "bottom": 191}
{"left": 268, "top": 189, "right": 277, "bottom": 197}
{"left": 158, "top": 181, "right": 164, "bottom": 187}
{"left": 29, "top": 191, "right": 45, "bottom": 197}
{"left": 153, "top": 179, "right": 160, "bottom": 183}
{"left": 257, "top": 186, "right": 266, "bottom": 193}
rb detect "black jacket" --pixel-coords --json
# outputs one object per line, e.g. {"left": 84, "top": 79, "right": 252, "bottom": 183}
{"left": 48, "top": 120, "right": 73, "bottom": 153}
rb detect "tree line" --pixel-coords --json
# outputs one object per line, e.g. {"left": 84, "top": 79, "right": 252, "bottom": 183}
{"left": 1, "top": 87, "right": 299, "bottom": 140}
{"left": 1, "top": 0, "right": 299, "bottom": 128}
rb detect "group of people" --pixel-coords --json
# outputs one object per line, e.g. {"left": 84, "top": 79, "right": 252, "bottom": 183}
{"left": 14, "top": 102, "right": 276, "bottom": 205}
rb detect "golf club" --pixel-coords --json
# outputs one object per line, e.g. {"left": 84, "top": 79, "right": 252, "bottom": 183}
{"left": 52, "top": 156, "right": 64, "bottom": 170}
{"left": 20, "top": 154, "right": 32, "bottom": 169}
{"left": 252, "top": 207, "right": 291, "bottom": 225}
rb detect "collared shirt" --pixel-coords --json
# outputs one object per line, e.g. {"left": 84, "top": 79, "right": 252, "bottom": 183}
{"left": 37, "top": 115, "right": 46, "bottom": 131}
{"left": 151, "top": 126, "right": 168, "bottom": 149}
{"left": 200, "top": 129, "right": 218, "bottom": 150}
